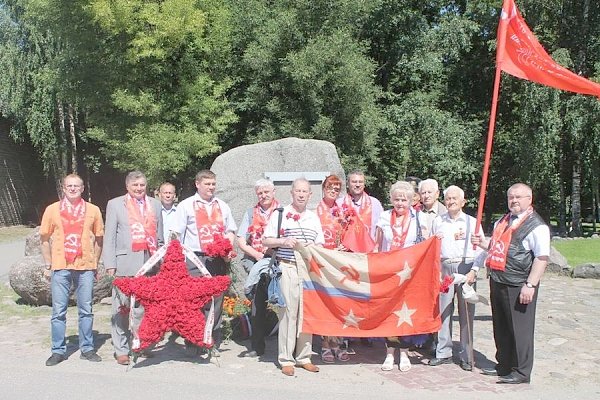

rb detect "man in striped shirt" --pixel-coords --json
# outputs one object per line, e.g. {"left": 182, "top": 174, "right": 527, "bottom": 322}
{"left": 263, "top": 178, "right": 324, "bottom": 376}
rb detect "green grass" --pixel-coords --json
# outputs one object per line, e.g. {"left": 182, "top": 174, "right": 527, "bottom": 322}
{"left": 553, "top": 238, "right": 600, "bottom": 266}
{"left": 0, "top": 225, "right": 35, "bottom": 244}
{"left": 0, "top": 284, "right": 48, "bottom": 318}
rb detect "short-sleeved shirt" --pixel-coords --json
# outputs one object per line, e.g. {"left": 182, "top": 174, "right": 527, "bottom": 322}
{"left": 495, "top": 212, "right": 550, "bottom": 258}
{"left": 173, "top": 194, "right": 237, "bottom": 252}
{"left": 39, "top": 201, "right": 104, "bottom": 270}
{"left": 263, "top": 205, "right": 324, "bottom": 262}
{"left": 376, "top": 209, "right": 425, "bottom": 251}
{"left": 432, "top": 211, "right": 483, "bottom": 269}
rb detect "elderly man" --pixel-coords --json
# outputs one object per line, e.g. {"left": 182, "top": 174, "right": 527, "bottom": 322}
{"left": 340, "top": 170, "right": 383, "bottom": 241}
{"left": 174, "top": 169, "right": 236, "bottom": 356}
{"left": 263, "top": 178, "right": 324, "bottom": 376}
{"left": 419, "top": 178, "right": 447, "bottom": 231}
{"left": 237, "top": 178, "right": 280, "bottom": 357}
{"left": 472, "top": 183, "right": 550, "bottom": 384}
{"left": 40, "top": 174, "right": 104, "bottom": 366}
{"left": 429, "top": 185, "right": 483, "bottom": 371}
{"left": 158, "top": 182, "right": 177, "bottom": 241}
{"left": 104, "top": 171, "right": 163, "bottom": 365}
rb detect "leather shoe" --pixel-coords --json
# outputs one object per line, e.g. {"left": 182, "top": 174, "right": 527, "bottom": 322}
{"left": 80, "top": 350, "right": 102, "bottom": 362}
{"left": 114, "top": 354, "right": 130, "bottom": 365}
{"left": 281, "top": 366, "right": 295, "bottom": 376}
{"left": 297, "top": 363, "right": 319, "bottom": 373}
{"left": 45, "top": 353, "right": 66, "bottom": 366}
{"left": 498, "top": 372, "right": 529, "bottom": 384}
{"left": 460, "top": 360, "right": 473, "bottom": 371}
{"left": 428, "top": 357, "right": 452, "bottom": 366}
{"left": 480, "top": 367, "right": 498, "bottom": 376}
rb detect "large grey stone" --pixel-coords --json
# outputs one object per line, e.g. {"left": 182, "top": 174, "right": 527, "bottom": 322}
{"left": 211, "top": 137, "right": 345, "bottom": 296}
{"left": 24, "top": 226, "right": 41, "bottom": 256}
{"left": 9, "top": 255, "right": 112, "bottom": 306}
{"left": 547, "top": 246, "right": 570, "bottom": 275}
{"left": 572, "top": 263, "right": 600, "bottom": 279}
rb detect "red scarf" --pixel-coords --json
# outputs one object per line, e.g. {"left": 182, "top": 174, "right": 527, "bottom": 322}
{"left": 125, "top": 195, "right": 158, "bottom": 255}
{"left": 317, "top": 200, "right": 343, "bottom": 249}
{"left": 194, "top": 199, "right": 224, "bottom": 248}
{"left": 60, "top": 197, "right": 86, "bottom": 264}
{"left": 390, "top": 209, "right": 411, "bottom": 250}
{"left": 248, "top": 200, "right": 280, "bottom": 253}
{"left": 343, "top": 193, "right": 373, "bottom": 234}
{"left": 486, "top": 207, "right": 533, "bottom": 271}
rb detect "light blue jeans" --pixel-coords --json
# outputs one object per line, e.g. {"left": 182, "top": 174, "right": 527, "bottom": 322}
{"left": 51, "top": 269, "right": 95, "bottom": 354}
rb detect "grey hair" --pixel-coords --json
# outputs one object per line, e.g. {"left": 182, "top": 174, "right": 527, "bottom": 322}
{"left": 443, "top": 185, "right": 465, "bottom": 200}
{"left": 292, "top": 177, "right": 311, "bottom": 190}
{"left": 418, "top": 178, "right": 439, "bottom": 192}
{"left": 389, "top": 181, "right": 415, "bottom": 200}
{"left": 254, "top": 178, "right": 275, "bottom": 190}
{"left": 125, "top": 170, "right": 146, "bottom": 185}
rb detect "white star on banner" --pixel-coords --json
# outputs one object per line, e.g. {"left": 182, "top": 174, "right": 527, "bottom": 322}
{"left": 396, "top": 261, "right": 413, "bottom": 285}
{"left": 342, "top": 309, "right": 365, "bottom": 329}
{"left": 393, "top": 302, "right": 417, "bottom": 327}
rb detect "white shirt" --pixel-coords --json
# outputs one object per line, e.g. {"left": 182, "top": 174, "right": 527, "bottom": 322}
{"left": 432, "top": 211, "right": 483, "bottom": 270}
{"left": 509, "top": 212, "right": 551, "bottom": 258}
{"left": 263, "top": 205, "right": 324, "bottom": 261}
{"left": 161, "top": 204, "right": 177, "bottom": 241}
{"left": 376, "top": 209, "right": 426, "bottom": 251}
{"left": 173, "top": 193, "right": 237, "bottom": 252}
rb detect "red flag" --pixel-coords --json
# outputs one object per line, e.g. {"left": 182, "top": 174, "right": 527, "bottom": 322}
{"left": 297, "top": 238, "right": 441, "bottom": 337}
{"left": 497, "top": 0, "right": 600, "bottom": 97}
{"left": 341, "top": 216, "right": 376, "bottom": 253}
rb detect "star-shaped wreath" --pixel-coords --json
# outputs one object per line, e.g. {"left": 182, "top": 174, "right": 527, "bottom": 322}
{"left": 113, "top": 240, "right": 230, "bottom": 351}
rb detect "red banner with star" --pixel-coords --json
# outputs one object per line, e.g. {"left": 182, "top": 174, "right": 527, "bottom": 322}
{"left": 297, "top": 237, "right": 441, "bottom": 337}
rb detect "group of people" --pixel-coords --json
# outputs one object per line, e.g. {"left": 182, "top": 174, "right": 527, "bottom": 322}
{"left": 40, "top": 168, "right": 549, "bottom": 385}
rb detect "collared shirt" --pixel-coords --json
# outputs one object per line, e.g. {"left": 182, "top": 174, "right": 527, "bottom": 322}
{"left": 432, "top": 211, "right": 483, "bottom": 270}
{"left": 39, "top": 201, "right": 104, "bottom": 270}
{"left": 497, "top": 212, "right": 550, "bottom": 258}
{"left": 376, "top": 209, "right": 425, "bottom": 251}
{"left": 421, "top": 200, "right": 447, "bottom": 231}
{"left": 161, "top": 204, "right": 177, "bottom": 241}
{"left": 173, "top": 193, "right": 237, "bottom": 252}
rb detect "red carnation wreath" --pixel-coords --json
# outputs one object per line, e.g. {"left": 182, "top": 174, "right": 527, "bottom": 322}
{"left": 113, "top": 240, "right": 230, "bottom": 351}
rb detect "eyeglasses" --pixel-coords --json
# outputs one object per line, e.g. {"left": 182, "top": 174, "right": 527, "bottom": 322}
{"left": 325, "top": 187, "right": 341, "bottom": 193}
{"left": 64, "top": 185, "right": 82, "bottom": 189}
{"left": 508, "top": 195, "right": 531, "bottom": 200}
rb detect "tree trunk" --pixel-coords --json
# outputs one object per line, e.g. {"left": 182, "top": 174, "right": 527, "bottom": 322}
{"left": 68, "top": 104, "right": 78, "bottom": 174}
{"left": 570, "top": 149, "right": 582, "bottom": 237}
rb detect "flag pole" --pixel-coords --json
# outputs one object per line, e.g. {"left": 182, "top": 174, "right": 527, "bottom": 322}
{"left": 474, "top": 66, "right": 503, "bottom": 241}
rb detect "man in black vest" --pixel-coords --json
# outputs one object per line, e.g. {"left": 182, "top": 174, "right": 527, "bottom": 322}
{"left": 472, "top": 183, "right": 550, "bottom": 384}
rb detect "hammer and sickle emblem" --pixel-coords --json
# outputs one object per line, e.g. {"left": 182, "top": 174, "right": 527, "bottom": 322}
{"left": 340, "top": 265, "right": 360, "bottom": 285}
{"left": 493, "top": 241, "right": 505, "bottom": 255}
{"left": 198, "top": 226, "right": 212, "bottom": 237}
{"left": 323, "top": 229, "right": 334, "bottom": 241}
{"left": 64, "top": 233, "right": 79, "bottom": 248}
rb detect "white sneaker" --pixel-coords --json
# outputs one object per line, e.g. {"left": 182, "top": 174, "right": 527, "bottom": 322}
{"left": 381, "top": 354, "right": 394, "bottom": 371}
{"left": 399, "top": 352, "right": 411, "bottom": 372}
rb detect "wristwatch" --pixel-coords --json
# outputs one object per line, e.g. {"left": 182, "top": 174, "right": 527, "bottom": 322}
{"left": 525, "top": 282, "right": 534, "bottom": 288}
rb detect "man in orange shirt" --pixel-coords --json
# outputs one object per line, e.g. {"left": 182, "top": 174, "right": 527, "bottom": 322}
{"left": 40, "top": 174, "right": 104, "bottom": 366}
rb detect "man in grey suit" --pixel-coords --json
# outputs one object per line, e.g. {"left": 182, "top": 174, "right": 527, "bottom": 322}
{"left": 104, "top": 171, "right": 163, "bottom": 365}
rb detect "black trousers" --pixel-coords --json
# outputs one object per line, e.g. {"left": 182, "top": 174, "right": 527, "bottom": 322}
{"left": 188, "top": 253, "right": 229, "bottom": 348}
{"left": 250, "top": 273, "right": 270, "bottom": 355}
{"left": 489, "top": 279, "right": 539, "bottom": 379}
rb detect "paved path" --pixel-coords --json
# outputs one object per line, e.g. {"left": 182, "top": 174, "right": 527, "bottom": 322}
{"left": 1, "top": 271, "right": 599, "bottom": 399}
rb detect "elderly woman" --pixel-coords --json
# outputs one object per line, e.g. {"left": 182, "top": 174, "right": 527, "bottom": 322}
{"left": 375, "top": 181, "right": 429, "bottom": 372}
{"left": 315, "top": 174, "right": 350, "bottom": 363}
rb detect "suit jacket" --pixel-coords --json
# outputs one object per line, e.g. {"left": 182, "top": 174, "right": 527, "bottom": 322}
{"left": 102, "top": 195, "right": 164, "bottom": 276}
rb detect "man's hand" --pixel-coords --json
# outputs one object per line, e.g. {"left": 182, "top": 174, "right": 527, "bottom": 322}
{"left": 519, "top": 285, "right": 535, "bottom": 305}
{"left": 282, "top": 237, "right": 297, "bottom": 249}
{"left": 465, "top": 269, "right": 477, "bottom": 284}
{"left": 106, "top": 268, "right": 116, "bottom": 277}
